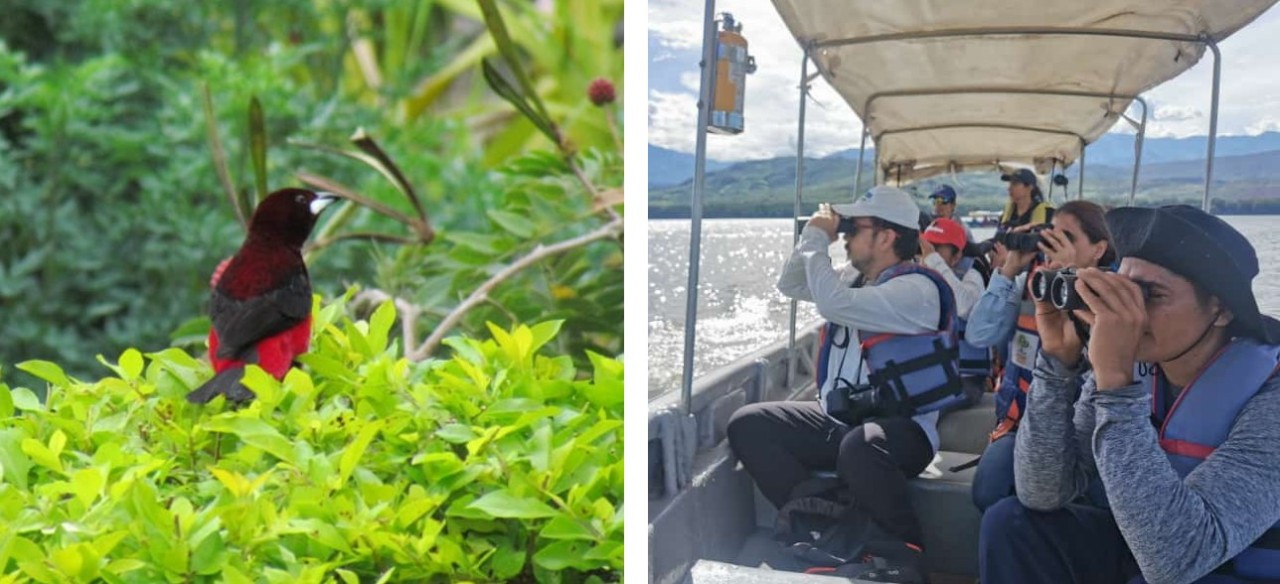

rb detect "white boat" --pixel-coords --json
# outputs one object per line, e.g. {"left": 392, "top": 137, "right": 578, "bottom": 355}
{"left": 649, "top": 1, "right": 1277, "bottom": 583}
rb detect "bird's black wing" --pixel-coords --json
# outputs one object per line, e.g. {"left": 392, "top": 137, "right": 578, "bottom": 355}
{"left": 210, "top": 269, "right": 312, "bottom": 360}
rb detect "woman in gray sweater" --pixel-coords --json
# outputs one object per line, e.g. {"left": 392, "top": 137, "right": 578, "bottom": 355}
{"left": 978, "top": 205, "right": 1280, "bottom": 584}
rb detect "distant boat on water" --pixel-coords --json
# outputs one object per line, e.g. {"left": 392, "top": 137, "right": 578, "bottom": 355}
{"left": 962, "top": 210, "right": 1001, "bottom": 228}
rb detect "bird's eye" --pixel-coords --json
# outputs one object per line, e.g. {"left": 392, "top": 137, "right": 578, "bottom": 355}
{"left": 295, "top": 194, "right": 305, "bottom": 204}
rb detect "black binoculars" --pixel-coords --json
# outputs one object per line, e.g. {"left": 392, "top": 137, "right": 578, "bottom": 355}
{"left": 1031, "top": 267, "right": 1151, "bottom": 311}
{"left": 836, "top": 215, "right": 857, "bottom": 234}
{"left": 994, "top": 224, "right": 1050, "bottom": 252}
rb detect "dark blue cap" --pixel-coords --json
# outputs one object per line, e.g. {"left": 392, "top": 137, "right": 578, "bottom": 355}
{"left": 1001, "top": 168, "right": 1038, "bottom": 187}
{"left": 930, "top": 185, "right": 957, "bottom": 203}
{"left": 1107, "top": 205, "right": 1280, "bottom": 343}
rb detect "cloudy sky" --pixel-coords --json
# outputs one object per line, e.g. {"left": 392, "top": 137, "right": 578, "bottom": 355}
{"left": 648, "top": 1, "right": 1280, "bottom": 162}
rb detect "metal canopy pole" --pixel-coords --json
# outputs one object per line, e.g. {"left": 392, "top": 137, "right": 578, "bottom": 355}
{"left": 786, "top": 48, "right": 810, "bottom": 391}
{"left": 1078, "top": 145, "right": 1086, "bottom": 199}
{"left": 864, "top": 87, "right": 1145, "bottom": 116}
{"left": 1203, "top": 37, "right": 1221, "bottom": 212}
{"left": 876, "top": 123, "right": 1084, "bottom": 142}
{"left": 814, "top": 25, "right": 1208, "bottom": 49}
{"left": 1046, "top": 159, "right": 1057, "bottom": 201}
{"left": 679, "top": 0, "right": 718, "bottom": 414}
{"left": 1129, "top": 97, "right": 1149, "bottom": 206}
{"left": 854, "top": 125, "right": 869, "bottom": 193}
{"left": 874, "top": 147, "right": 882, "bottom": 185}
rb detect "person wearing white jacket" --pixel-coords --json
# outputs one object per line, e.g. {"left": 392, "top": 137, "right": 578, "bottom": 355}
{"left": 728, "top": 185, "right": 956, "bottom": 583}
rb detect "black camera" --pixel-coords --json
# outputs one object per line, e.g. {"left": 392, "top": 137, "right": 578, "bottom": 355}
{"left": 1031, "top": 267, "right": 1151, "bottom": 311}
{"left": 994, "top": 224, "right": 1050, "bottom": 252}
{"left": 824, "top": 381, "right": 889, "bottom": 426}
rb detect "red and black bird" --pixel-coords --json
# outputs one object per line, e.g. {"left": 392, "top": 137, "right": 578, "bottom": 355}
{"left": 186, "top": 188, "right": 336, "bottom": 404}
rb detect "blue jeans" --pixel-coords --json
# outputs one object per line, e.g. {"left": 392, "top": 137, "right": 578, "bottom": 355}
{"left": 980, "top": 496, "right": 1247, "bottom": 584}
{"left": 973, "top": 433, "right": 1111, "bottom": 513}
{"left": 980, "top": 496, "right": 1136, "bottom": 583}
{"left": 972, "top": 434, "right": 1016, "bottom": 512}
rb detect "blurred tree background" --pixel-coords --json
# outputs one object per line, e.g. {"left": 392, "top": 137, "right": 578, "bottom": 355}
{"left": 0, "top": 0, "right": 625, "bottom": 386}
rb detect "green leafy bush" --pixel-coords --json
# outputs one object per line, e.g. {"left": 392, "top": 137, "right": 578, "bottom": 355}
{"left": 0, "top": 296, "right": 623, "bottom": 583}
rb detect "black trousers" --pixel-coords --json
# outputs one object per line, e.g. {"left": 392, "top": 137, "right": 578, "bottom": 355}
{"left": 726, "top": 401, "right": 934, "bottom": 547}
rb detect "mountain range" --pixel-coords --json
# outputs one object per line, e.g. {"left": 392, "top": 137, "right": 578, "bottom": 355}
{"left": 649, "top": 132, "right": 1280, "bottom": 188}
{"left": 649, "top": 133, "right": 1280, "bottom": 218}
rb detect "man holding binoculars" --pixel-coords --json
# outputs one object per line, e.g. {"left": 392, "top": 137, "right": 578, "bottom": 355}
{"left": 728, "top": 186, "right": 966, "bottom": 582}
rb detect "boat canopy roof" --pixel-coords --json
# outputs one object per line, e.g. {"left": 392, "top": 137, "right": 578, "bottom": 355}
{"left": 770, "top": 0, "right": 1277, "bottom": 183}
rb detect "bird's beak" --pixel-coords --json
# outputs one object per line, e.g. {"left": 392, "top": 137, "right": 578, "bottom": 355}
{"left": 311, "top": 192, "right": 338, "bottom": 215}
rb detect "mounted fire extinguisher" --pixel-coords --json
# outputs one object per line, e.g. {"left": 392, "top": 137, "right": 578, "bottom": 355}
{"left": 708, "top": 13, "right": 756, "bottom": 135}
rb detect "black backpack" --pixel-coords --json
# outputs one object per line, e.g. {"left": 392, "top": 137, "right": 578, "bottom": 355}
{"left": 773, "top": 477, "right": 899, "bottom": 568}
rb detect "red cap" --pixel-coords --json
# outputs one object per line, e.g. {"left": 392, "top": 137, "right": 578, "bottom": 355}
{"left": 923, "top": 218, "right": 966, "bottom": 250}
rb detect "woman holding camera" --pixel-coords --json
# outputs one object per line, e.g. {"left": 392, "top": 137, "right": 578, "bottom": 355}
{"left": 965, "top": 200, "right": 1116, "bottom": 512}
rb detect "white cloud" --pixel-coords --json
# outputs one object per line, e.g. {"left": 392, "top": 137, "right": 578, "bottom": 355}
{"left": 651, "top": 2, "right": 1280, "bottom": 158}
{"left": 679, "top": 72, "right": 701, "bottom": 92}
{"left": 1153, "top": 105, "right": 1203, "bottom": 122}
{"left": 1246, "top": 117, "right": 1280, "bottom": 134}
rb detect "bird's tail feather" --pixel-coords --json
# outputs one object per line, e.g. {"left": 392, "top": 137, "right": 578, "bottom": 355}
{"left": 186, "top": 367, "right": 256, "bottom": 404}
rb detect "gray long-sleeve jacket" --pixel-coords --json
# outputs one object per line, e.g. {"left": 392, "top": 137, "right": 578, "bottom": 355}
{"left": 1014, "top": 352, "right": 1280, "bottom": 584}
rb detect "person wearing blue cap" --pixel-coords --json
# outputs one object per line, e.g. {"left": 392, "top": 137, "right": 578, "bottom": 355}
{"left": 929, "top": 184, "right": 974, "bottom": 244}
{"left": 980, "top": 205, "right": 1280, "bottom": 584}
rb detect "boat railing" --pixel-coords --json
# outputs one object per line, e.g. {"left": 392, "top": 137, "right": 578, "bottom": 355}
{"left": 650, "top": 321, "right": 823, "bottom": 500}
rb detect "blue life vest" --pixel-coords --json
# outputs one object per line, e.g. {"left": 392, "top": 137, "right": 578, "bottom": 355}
{"left": 857, "top": 263, "right": 966, "bottom": 416}
{"left": 948, "top": 260, "right": 992, "bottom": 378}
{"left": 814, "top": 263, "right": 965, "bottom": 417}
{"left": 992, "top": 279, "right": 1038, "bottom": 435}
{"left": 1146, "top": 338, "right": 1280, "bottom": 582}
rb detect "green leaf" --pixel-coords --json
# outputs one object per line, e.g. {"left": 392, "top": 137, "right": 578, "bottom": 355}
{"left": 487, "top": 209, "right": 534, "bottom": 238}
{"left": 69, "top": 467, "right": 104, "bottom": 506}
{"left": 21, "top": 438, "right": 63, "bottom": 474}
{"left": 468, "top": 489, "right": 557, "bottom": 519}
{"left": 119, "top": 348, "right": 144, "bottom": 381}
{"left": 201, "top": 416, "right": 299, "bottom": 466}
{"left": 528, "top": 320, "right": 564, "bottom": 355}
{"left": 17, "top": 360, "right": 70, "bottom": 387}
{"left": 533, "top": 540, "right": 589, "bottom": 571}
{"left": 9, "top": 387, "right": 40, "bottom": 411}
{"left": 337, "top": 419, "right": 384, "bottom": 488}
{"left": 0, "top": 429, "right": 32, "bottom": 490}
{"left": 436, "top": 423, "right": 476, "bottom": 444}
{"left": 490, "top": 541, "right": 526, "bottom": 579}
{"left": 367, "top": 300, "right": 397, "bottom": 355}
{"left": 539, "top": 514, "right": 595, "bottom": 541}
{"left": 0, "top": 385, "right": 13, "bottom": 418}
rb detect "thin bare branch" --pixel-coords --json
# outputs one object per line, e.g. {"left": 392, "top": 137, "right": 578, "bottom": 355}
{"left": 566, "top": 156, "right": 619, "bottom": 222}
{"left": 411, "top": 217, "right": 623, "bottom": 360}
{"left": 352, "top": 288, "right": 421, "bottom": 354}
{"left": 295, "top": 171, "right": 418, "bottom": 227}
{"left": 305, "top": 231, "right": 419, "bottom": 254}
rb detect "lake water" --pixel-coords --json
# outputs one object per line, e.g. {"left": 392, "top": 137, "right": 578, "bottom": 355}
{"left": 648, "top": 216, "right": 1280, "bottom": 399}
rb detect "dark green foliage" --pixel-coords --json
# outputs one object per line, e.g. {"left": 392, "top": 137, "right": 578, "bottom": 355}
{"left": 0, "top": 0, "right": 623, "bottom": 384}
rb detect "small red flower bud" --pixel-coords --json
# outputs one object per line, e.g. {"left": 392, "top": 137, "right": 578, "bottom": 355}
{"left": 588, "top": 78, "right": 616, "bottom": 106}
